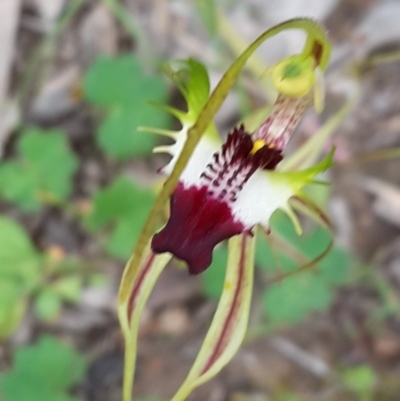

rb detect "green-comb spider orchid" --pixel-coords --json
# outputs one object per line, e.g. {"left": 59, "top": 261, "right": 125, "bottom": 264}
{"left": 119, "top": 18, "right": 333, "bottom": 401}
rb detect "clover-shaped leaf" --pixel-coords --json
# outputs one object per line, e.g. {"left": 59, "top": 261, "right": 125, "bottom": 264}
{"left": 0, "top": 216, "right": 41, "bottom": 280}
{"left": 86, "top": 176, "right": 156, "bottom": 259}
{"left": 0, "top": 336, "right": 87, "bottom": 401}
{"left": 256, "top": 212, "right": 351, "bottom": 323}
{"left": 0, "top": 217, "right": 42, "bottom": 338}
{"left": 263, "top": 271, "right": 332, "bottom": 324}
{"left": 34, "top": 274, "right": 84, "bottom": 321}
{"left": 0, "top": 281, "right": 27, "bottom": 341}
{"left": 84, "top": 55, "right": 170, "bottom": 159}
{"left": 0, "top": 128, "right": 78, "bottom": 212}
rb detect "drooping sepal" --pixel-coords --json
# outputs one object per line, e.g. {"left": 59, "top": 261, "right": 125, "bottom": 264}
{"left": 291, "top": 192, "right": 332, "bottom": 231}
{"left": 118, "top": 243, "right": 172, "bottom": 401}
{"left": 272, "top": 147, "right": 335, "bottom": 189}
{"left": 171, "top": 233, "right": 255, "bottom": 401}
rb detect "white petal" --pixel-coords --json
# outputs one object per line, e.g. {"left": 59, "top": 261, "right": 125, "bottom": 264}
{"left": 232, "top": 170, "right": 294, "bottom": 228}
{"left": 160, "top": 124, "right": 220, "bottom": 187}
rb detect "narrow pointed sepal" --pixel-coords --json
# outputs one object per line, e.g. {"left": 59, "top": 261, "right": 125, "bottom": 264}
{"left": 273, "top": 147, "right": 335, "bottom": 190}
{"left": 138, "top": 126, "right": 178, "bottom": 139}
{"left": 283, "top": 203, "right": 303, "bottom": 235}
{"left": 118, "top": 243, "right": 172, "bottom": 401}
{"left": 171, "top": 233, "right": 255, "bottom": 401}
{"left": 291, "top": 192, "right": 332, "bottom": 231}
{"left": 146, "top": 101, "right": 187, "bottom": 122}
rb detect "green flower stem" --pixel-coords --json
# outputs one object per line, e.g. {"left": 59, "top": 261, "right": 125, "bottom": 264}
{"left": 122, "top": 335, "right": 135, "bottom": 401}
{"left": 216, "top": 11, "right": 276, "bottom": 103}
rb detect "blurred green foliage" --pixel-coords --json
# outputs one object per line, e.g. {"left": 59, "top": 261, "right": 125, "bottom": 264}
{"left": 201, "top": 245, "right": 228, "bottom": 299}
{"left": 86, "top": 175, "right": 156, "bottom": 259}
{"left": 201, "top": 211, "right": 352, "bottom": 324}
{"left": 0, "top": 216, "right": 42, "bottom": 339}
{"left": 0, "top": 216, "right": 100, "bottom": 338}
{"left": 342, "top": 365, "right": 376, "bottom": 401}
{"left": 83, "top": 54, "right": 170, "bottom": 159}
{"left": 274, "top": 393, "right": 303, "bottom": 401}
{"left": 260, "top": 212, "right": 351, "bottom": 323}
{"left": 0, "top": 128, "right": 78, "bottom": 211}
{"left": 0, "top": 5, "right": 391, "bottom": 400}
{"left": 0, "top": 336, "right": 87, "bottom": 401}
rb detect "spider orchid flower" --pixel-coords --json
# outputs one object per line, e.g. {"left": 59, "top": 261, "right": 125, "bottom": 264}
{"left": 118, "top": 18, "right": 333, "bottom": 401}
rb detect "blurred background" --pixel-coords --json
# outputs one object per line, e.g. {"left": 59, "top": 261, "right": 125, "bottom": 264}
{"left": 1, "top": 0, "right": 400, "bottom": 401}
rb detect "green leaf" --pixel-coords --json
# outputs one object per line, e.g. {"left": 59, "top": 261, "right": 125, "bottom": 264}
{"left": 275, "top": 222, "right": 350, "bottom": 286}
{"left": 297, "top": 228, "right": 350, "bottom": 285}
{"left": 52, "top": 275, "right": 83, "bottom": 303}
{"left": 88, "top": 273, "right": 109, "bottom": 287}
{"left": 0, "top": 217, "right": 41, "bottom": 338}
{"left": 275, "top": 392, "right": 303, "bottom": 401}
{"left": 86, "top": 176, "right": 156, "bottom": 259}
{"left": 106, "top": 213, "right": 151, "bottom": 260}
{"left": 318, "top": 247, "right": 350, "bottom": 284}
{"left": 256, "top": 212, "right": 351, "bottom": 324}
{"left": 83, "top": 55, "right": 170, "bottom": 159}
{"left": 342, "top": 366, "right": 376, "bottom": 395}
{"left": 263, "top": 272, "right": 332, "bottom": 324}
{"left": 0, "top": 163, "right": 39, "bottom": 211}
{"left": 0, "top": 128, "right": 78, "bottom": 211}
{"left": 201, "top": 245, "right": 228, "bottom": 299}
{"left": 34, "top": 289, "right": 62, "bottom": 321}
{"left": 270, "top": 211, "right": 300, "bottom": 247}
{"left": 0, "top": 335, "right": 86, "bottom": 401}
{"left": 97, "top": 106, "right": 158, "bottom": 158}
{"left": 0, "top": 217, "right": 41, "bottom": 284}
{"left": 256, "top": 235, "right": 297, "bottom": 273}
{"left": 0, "top": 281, "right": 27, "bottom": 340}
